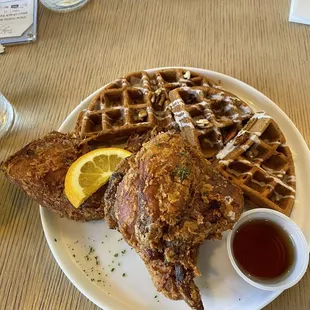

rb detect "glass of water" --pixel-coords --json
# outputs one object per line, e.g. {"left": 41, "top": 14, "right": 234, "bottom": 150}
{"left": 0, "top": 93, "right": 15, "bottom": 139}
{"left": 40, "top": 0, "right": 90, "bottom": 12}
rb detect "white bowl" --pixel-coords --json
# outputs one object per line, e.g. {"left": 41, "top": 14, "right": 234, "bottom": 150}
{"left": 227, "top": 209, "right": 309, "bottom": 291}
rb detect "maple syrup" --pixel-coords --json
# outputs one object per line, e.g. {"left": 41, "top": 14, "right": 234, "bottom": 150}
{"left": 232, "top": 219, "right": 295, "bottom": 280}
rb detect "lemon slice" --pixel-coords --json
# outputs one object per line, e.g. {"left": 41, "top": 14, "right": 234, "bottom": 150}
{"left": 65, "top": 148, "right": 131, "bottom": 208}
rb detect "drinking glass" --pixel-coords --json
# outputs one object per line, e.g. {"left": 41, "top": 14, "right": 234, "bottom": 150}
{"left": 0, "top": 92, "right": 15, "bottom": 139}
{"left": 40, "top": 0, "right": 90, "bottom": 12}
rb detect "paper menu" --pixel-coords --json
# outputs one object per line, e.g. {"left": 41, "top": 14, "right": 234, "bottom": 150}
{"left": 289, "top": 0, "right": 310, "bottom": 25}
{"left": 0, "top": 0, "right": 37, "bottom": 44}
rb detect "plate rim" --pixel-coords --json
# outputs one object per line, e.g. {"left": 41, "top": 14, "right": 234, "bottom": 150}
{"left": 40, "top": 66, "right": 310, "bottom": 310}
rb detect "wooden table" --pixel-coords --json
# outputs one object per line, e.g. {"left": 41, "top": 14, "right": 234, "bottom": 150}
{"left": 1, "top": 1, "right": 309, "bottom": 309}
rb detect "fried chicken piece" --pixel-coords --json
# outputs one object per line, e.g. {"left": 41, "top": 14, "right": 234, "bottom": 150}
{"left": 125, "top": 126, "right": 168, "bottom": 153}
{"left": 1, "top": 131, "right": 106, "bottom": 221}
{"left": 104, "top": 132, "right": 244, "bottom": 310}
{"left": 125, "top": 132, "right": 152, "bottom": 153}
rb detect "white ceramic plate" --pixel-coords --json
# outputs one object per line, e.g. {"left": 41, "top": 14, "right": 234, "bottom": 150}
{"left": 40, "top": 67, "right": 310, "bottom": 310}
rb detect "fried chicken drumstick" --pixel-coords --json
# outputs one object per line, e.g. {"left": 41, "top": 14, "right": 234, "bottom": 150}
{"left": 104, "top": 132, "right": 244, "bottom": 310}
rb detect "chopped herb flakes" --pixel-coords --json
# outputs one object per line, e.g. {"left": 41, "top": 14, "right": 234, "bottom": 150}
{"left": 54, "top": 238, "right": 57, "bottom": 242}
{"left": 121, "top": 250, "right": 126, "bottom": 255}
{"left": 173, "top": 166, "right": 190, "bottom": 181}
{"left": 111, "top": 268, "right": 115, "bottom": 272}
{"left": 114, "top": 253, "right": 119, "bottom": 257}
{"left": 122, "top": 273, "right": 126, "bottom": 277}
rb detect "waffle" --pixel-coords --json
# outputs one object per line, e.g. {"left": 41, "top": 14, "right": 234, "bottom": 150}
{"left": 154, "top": 68, "right": 219, "bottom": 91}
{"left": 105, "top": 71, "right": 153, "bottom": 91}
{"left": 103, "top": 69, "right": 217, "bottom": 92}
{"left": 75, "top": 87, "right": 175, "bottom": 142}
{"left": 75, "top": 69, "right": 251, "bottom": 153}
{"left": 168, "top": 86, "right": 254, "bottom": 158}
{"left": 215, "top": 112, "right": 296, "bottom": 216}
{"left": 75, "top": 69, "right": 220, "bottom": 143}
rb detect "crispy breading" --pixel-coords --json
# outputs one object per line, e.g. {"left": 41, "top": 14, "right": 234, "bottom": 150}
{"left": 1, "top": 131, "right": 106, "bottom": 221}
{"left": 104, "top": 132, "right": 244, "bottom": 310}
{"left": 125, "top": 127, "right": 170, "bottom": 153}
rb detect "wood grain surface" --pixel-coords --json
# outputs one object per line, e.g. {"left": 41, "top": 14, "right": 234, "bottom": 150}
{"left": 1, "top": 1, "right": 309, "bottom": 309}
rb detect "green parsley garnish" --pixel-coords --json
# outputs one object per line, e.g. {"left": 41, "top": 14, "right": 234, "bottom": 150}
{"left": 173, "top": 166, "right": 190, "bottom": 181}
